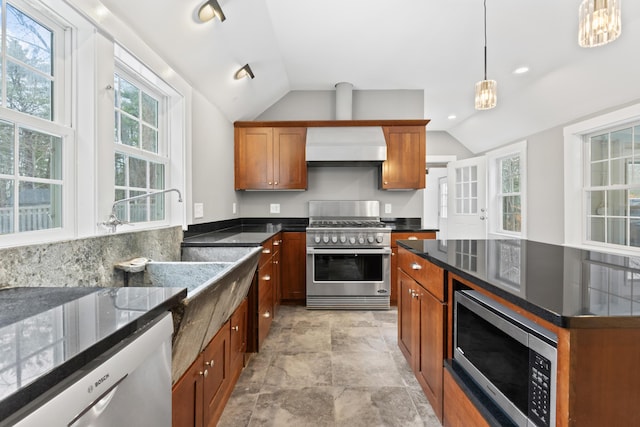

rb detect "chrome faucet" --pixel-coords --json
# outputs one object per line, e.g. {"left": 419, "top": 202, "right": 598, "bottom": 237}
{"left": 102, "top": 188, "right": 183, "bottom": 233}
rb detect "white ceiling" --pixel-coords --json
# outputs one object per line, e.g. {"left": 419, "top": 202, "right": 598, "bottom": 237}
{"left": 98, "top": 0, "right": 640, "bottom": 153}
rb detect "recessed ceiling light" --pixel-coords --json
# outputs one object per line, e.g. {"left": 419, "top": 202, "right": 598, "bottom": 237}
{"left": 447, "top": 114, "right": 457, "bottom": 120}
{"left": 513, "top": 66, "right": 530, "bottom": 75}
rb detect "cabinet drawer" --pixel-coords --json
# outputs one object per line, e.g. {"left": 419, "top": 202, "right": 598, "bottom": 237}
{"left": 392, "top": 231, "right": 436, "bottom": 247}
{"left": 398, "top": 247, "right": 445, "bottom": 301}
{"left": 259, "top": 240, "right": 274, "bottom": 268}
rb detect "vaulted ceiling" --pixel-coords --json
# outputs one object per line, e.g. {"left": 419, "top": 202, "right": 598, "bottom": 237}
{"left": 98, "top": 0, "right": 640, "bottom": 153}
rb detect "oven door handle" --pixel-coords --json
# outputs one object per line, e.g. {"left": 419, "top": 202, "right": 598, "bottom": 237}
{"left": 306, "top": 247, "right": 391, "bottom": 255}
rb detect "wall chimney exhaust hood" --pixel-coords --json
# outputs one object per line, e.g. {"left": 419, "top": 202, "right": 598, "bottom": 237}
{"left": 305, "top": 126, "right": 387, "bottom": 163}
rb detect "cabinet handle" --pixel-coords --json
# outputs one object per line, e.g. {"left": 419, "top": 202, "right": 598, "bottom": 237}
{"left": 232, "top": 325, "right": 239, "bottom": 332}
{"left": 262, "top": 275, "right": 271, "bottom": 281}
{"left": 274, "top": 181, "right": 278, "bottom": 185}
{"left": 262, "top": 248, "right": 271, "bottom": 254}
{"left": 205, "top": 359, "right": 214, "bottom": 367}
{"left": 408, "top": 236, "right": 418, "bottom": 240}
{"left": 202, "top": 369, "right": 208, "bottom": 378}
{"left": 273, "top": 241, "right": 280, "bottom": 246}
{"left": 263, "top": 311, "right": 271, "bottom": 318}
{"left": 273, "top": 260, "right": 279, "bottom": 265}
{"left": 384, "top": 181, "right": 388, "bottom": 185}
{"left": 268, "top": 181, "right": 272, "bottom": 185}
{"left": 411, "top": 263, "right": 422, "bottom": 270}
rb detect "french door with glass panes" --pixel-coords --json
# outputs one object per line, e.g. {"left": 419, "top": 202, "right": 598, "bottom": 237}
{"left": 447, "top": 156, "right": 488, "bottom": 239}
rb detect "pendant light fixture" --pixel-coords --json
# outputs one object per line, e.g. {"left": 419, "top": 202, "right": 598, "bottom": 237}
{"left": 475, "top": 0, "right": 497, "bottom": 110}
{"left": 578, "top": 0, "right": 621, "bottom": 47}
{"left": 234, "top": 64, "right": 255, "bottom": 80}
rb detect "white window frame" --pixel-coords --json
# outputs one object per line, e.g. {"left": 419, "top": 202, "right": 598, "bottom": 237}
{"left": 0, "top": 0, "right": 80, "bottom": 248}
{"left": 108, "top": 44, "right": 185, "bottom": 233}
{"left": 487, "top": 140, "right": 527, "bottom": 238}
{"left": 565, "top": 102, "right": 640, "bottom": 255}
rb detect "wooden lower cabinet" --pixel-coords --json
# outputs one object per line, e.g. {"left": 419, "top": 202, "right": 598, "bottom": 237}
{"left": 443, "top": 368, "right": 490, "bottom": 427}
{"left": 391, "top": 231, "right": 436, "bottom": 305}
{"left": 397, "top": 246, "right": 446, "bottom": 423}
{"left": 280, "top": 232, "right": 306, "bottom": 301}
{"left": 172, "top": 299, "right": 247, "bottom": 427}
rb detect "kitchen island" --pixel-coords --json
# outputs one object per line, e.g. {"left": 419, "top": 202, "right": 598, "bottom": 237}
{"left": 397, "top": 238, "right": 640, "bottom": 427}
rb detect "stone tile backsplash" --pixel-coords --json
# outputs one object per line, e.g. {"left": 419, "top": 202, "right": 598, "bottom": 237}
{"left": 0, "top": 226, "right": 182, "bottom": 288}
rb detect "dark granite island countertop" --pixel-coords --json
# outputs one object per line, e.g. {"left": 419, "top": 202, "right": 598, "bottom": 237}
{"left": 183, "top": 218, "right": 309, "bottom": 247}
{"left": 0, "top": 286, "right": 186, "bottom": 420}
{"left": 398, "top": 238, "right": 640, "bottom": 328}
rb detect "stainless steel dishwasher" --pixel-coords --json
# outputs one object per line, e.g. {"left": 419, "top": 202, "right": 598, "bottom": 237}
{"left": 3, "top": 312, "right": 173, "bottom": 427}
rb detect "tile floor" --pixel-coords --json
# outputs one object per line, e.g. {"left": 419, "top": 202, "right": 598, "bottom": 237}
{"left": 218, "top": 305, "right": 441, "bottom": 427}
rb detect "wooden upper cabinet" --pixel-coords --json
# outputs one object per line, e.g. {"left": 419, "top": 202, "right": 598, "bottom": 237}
{"left": 234, "top": 126, "right": 307, "bottom": 190}
{"left": 381, "top": 126, "right": 426, "bottom": 189}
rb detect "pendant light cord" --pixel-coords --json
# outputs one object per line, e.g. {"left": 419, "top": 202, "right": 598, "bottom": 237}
{"left": 483, "top": 0, "right": 488, "bottom": 81}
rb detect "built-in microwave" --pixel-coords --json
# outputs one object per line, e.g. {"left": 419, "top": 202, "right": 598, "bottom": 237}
{"left": 454, "top": 290, "right": 557, "bottom": 427}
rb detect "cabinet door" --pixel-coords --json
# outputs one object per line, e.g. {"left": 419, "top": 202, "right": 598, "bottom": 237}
{"left": 273, "top": 127, "right": 307, "bottom": 189}
{"left": 398, "top": 270, "right": 419, "bottom": 365}
{"left": 280, "top": 232, "right": 306, "bottom": 301}
{"left": 258, "top": 261, "right": 274, "bottom": 349}
{"left": 390, "top": 246, "right": 398, "bottom": 305}
{"left": 235, "top": 127, "right": 273, "bottom": 190}
{"left": 417, "top": 287, "right": 446, "bottom": 421}
{"left": 230, "top": 298, "right": 248, "bottom": 383}
{"left": 203, "top": 321, "right": 230, "bottom": 427}
{"left": 381, "top": 126, "right": 426, "bottom": 189}
{"left": 172, "top": 354, "right": 204, "bottom": 427}
{"left": 272, "top": 235, "right": 282, "bottom": 316}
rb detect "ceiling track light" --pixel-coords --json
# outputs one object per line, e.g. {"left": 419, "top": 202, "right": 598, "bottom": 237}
{"left": 198, "top": 0, "right": 226, "bottom": 23}
{"left": 578, "top": 0, "right": 621, "bottom": 47}
{"left": 235, "top": 64, "right": 255, "bottom": 80}
{"left": 475, "top": 0, "right": 497, "bottom": 110}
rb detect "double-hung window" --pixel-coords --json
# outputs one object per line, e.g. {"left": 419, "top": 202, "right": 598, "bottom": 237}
{"left": 584, "top": 123, "right": 640, "bottom": 249}
{"left": 0, "top": 0, "right": 70, "bottom": 240}
{"left": 113, "top": 71, "right": 167, "bottom": 225}
{"left": 487, "top": 141, "right": 527, "bottom": 238}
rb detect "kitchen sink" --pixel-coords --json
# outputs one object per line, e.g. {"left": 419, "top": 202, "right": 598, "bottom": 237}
{"left": 146, "top": 246, "right": 262, "bottom": 383}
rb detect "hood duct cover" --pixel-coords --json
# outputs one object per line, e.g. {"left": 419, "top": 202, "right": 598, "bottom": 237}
{"left": 305, "top": 126, "right": 387, "bottom": 163}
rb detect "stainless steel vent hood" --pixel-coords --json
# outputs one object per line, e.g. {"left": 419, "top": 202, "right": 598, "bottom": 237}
{"left": 305, "top": 82, "right": 387, "bottom": 164}
{"left": 305, "top": 126, "right": 387, "bottom": 163}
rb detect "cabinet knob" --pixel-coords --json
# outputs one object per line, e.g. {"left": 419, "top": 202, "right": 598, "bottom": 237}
{"left": 273, "top": 260, "right": 279, "bottom": 264}
{"left": 273, "top": 241, "right": 280, "bottom": 246}
{"left": 274, "top": 181, "right": 278, "bottom": 185}
{"left": 202, "top": 369, "right": 209, "bottom": 378}
{"left": 232, "top": 325, "right": 239, "bottom": 332}
{"left": 262, "top": 248, "right": 271, "bottom": 254}
{"left": 263, "top": 275, "right": 271, "bottom": 281}
{"left": 384, "top": 181, "right": 388, "bottom": 185}
{"left": 411, "top": 263, "right": 422, "bottom": 270}
{"left": 263, "top": 311, "right": 271, "bottom": 318}
{"left": 268, "top": 181, "right": 272, "bottom": 185}
{"left": 205, "top": 359, "right": 214, "bottom": 367}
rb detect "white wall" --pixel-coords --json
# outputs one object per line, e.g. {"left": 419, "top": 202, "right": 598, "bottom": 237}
{"left": 190, "top": 92, "right": 239, "bottom": 223}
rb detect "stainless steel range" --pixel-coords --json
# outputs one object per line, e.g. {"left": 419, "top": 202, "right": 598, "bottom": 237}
{"left": 306, "top": 200, "right": 391, "bottom": 310}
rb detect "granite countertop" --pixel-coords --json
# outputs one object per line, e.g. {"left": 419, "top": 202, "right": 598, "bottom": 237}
{"left": 398, "top": 238, "right": 640, "bottom": 328}
{"left": 0, "top": 286, "right": 186, "bottom": 420}
{"left": 182, "top": 217, "right": 435, "bottom": 247}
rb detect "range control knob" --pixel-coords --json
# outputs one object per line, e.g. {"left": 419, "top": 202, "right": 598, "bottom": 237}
{"left": 331, "top": 235, "right": 338, "bottom": 243}
{"left": 367, "top": 235, "right": 375, "bottom": 243}
{"left": 376, "top": 235, "right": 384, "bottom": 243}
{"left": 323, "top": 235, "right": 330, "bottom": 243}
{"left": 339, "top": 235, "right": 347, "bottom": 243}
{"left": 358, "top": 236, "right": 365, "bottom": 244}
{"left": 349, "top": 236, "right": 356, "bottom": 244}
{"left": 314, "top": 235, "right": 321, "bottom": 244}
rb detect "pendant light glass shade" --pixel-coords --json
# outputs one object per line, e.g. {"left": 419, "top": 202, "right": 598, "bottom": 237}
{"left": 578, "top": 0, "right": 621, "bottom": 47}
{"left": 475, "top": 79, "right": 497, "bottom": 110}
{"left": 475, "top": 0, "right": 496, "bottom": 110}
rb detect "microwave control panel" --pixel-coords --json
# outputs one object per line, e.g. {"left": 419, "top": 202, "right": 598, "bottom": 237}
{"left": 528, "top": 351, "right": 552, "bottom": 427}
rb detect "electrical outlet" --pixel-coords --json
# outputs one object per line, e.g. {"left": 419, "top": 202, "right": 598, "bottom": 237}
{"left": 194, "top": 203, "right": 204, "bottom": 219}
{"left": 270, "top": 203, "right": 280, "bottom": 214}
{"left": 232, "top": 202, "right": 237, "bottom": 214}
{"left": 384, "top": 203, "right": 392, "bottom": 214}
